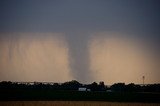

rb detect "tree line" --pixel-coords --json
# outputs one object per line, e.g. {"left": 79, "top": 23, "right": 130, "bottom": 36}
{"left": 0, "top": 80, "right": 160, "bottom": 92}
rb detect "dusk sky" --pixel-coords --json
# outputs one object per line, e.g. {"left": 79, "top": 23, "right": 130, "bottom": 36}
{"left": 0, "top": 0, "right": 160, "bottom": 84}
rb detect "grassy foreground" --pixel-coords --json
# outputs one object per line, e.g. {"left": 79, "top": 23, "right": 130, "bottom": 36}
{"left": 0, "top": 101, "right": 160, "bottom": 106}
{"left": 0, "top": 89, "right": 160, "bottom": 103}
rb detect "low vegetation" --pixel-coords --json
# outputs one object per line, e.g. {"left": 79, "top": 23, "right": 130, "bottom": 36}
{"left": 0, "top": 80, "right": 160, "bottom": 103}
{"left": 0, "top": 101, "right": 160, "bottom": 106}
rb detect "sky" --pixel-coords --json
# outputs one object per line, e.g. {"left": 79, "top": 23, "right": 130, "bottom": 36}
{"left": 0, "top": 0, "right": 160, "bottom": 84}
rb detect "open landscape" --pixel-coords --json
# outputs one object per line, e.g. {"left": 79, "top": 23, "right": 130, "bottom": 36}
{"left": 0, "top": 81, "right": 160, "bottom": 103}
{"left": 0, "top": 101, "right": 160, "bottom": 106}
{"left": 0, "top": 1, "right": 160, "bottom": 106}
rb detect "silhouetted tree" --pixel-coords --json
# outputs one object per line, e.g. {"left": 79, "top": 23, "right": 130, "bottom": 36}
{"left": 88, "top": 82, "right": 99, "bottom": 91}
{"left": 99, "top": 81, "right": 106, "bottom": 91}
{"left": 61, "top": 80, "right": 82, "bottom": 90}
{"left": 111, "top": 83, "right": 125, "bottom": 92}
{"left": 0, "top": 81, "right": 160, "bottom": 92}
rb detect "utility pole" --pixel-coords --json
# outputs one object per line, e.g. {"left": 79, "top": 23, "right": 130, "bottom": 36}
{"left": 142, "top": 76, "right": 145, "bottom": 85}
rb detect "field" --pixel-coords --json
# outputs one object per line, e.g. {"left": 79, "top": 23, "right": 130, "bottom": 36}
{"left": 1, "top": 89, "right": 160, "bottom": 103}
{"left": 0, "top": 101, "right": 160, "bottom": 106}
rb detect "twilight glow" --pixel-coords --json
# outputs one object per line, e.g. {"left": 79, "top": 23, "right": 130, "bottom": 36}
{"left": 0, "top": 0, "right": 160, "bottom": 84}
{"left": 0, "top": 33, "right": 72, "bottom": 82}
{"left": 89, "top": 33, "right": 159, "bottom": 84}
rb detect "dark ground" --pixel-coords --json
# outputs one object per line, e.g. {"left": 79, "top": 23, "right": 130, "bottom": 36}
{"left": 0, "top": 89, "right": 160, "bottom": 103}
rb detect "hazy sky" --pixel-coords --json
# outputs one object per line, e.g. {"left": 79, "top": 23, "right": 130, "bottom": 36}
{"left": 0, "top": 0, "right": 160, "bottom": 84}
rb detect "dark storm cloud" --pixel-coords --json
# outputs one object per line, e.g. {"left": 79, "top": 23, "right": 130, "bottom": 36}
{"left": 0, "top": 0, "right": 160, "bottom": 33}
{"left": 0, "top": 0, "right": 160, "bottom": 83}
